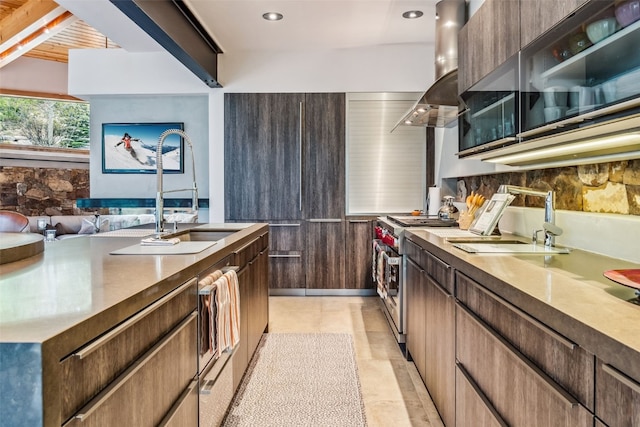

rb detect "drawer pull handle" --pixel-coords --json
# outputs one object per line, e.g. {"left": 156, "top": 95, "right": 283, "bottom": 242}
{"left": 468, "top": 278, "right": 576, "bottom": 351}
{"left": 269, "top": 223, "right": 301, "bottom": 227}
{"left": 269, "top": 254, "right": 302, "bottom": 259}
{"left": 308, "top": 218, "right": 342, "bottom": 223}
{"left": 458, "top": 303, "right": 579, "bottom": 408}
{"left": 602, "top": 364, "right": 640, "bottom": 394}
{"left": 71, "top": 312, "right": 197, "bottom": 423}
{"left": 73, "top": 278, "right": 197, "bottom": 360}
{"left": 456, "top": 362, "right": 508, "bottom": 427}
{"left": 348, "top": 220, "right": 369, "bottom": 223}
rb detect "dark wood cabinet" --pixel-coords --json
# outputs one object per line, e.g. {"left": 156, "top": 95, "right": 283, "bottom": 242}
{"left": 456, "top": 301, "right": 593, "bottom": 426}
{"left": 225, "top": 92, "right": 345, "bottom": 221}
{"left": 306, "top": 220, "right": 346, "bottom": 290}
{"left": 456, "top": 272, "right": 595, "bottom": 410}
{"left": 520, "top": 0, "right": 589, "bottom": 48}
{"left": 424, "top": 273, "right": 455, "bottom": 427}
{"left": 595, "top": 359, "right": 640, "bottom": 427}
{"left": 225, "top": 93, "right": 351, "bottom": 291}
{"left": 345, "top": 218, "right": 375, "bottom": 289}
{"left": 224, "top": 93, "right": 304, "bottom": 221}
{"left": 405, "top": 257, "right": 427, "bottom": 381}
{"left": 458, "top": 0, "right": 520, "bottom": 93}
{"left": 455, "top": 363, "right": 507, "bottom": 427}
{"left": 405, "top": 238, "right": 455, "bottom": 427}
{"left": 303, "top": 93, "right": 345, "bottom": 219}
{"left": 268, "top": 221, "right": 305, "bottom": 290}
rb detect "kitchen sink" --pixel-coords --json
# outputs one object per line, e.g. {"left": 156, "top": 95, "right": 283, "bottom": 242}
{"left": 446, "top": 237, "right": 527, "bottom": 244}
{"left": 451, "top": 241, "right": 570, "bottom": 254}
{"left": 173, "top": 230, "right": 235, "bottom": 241}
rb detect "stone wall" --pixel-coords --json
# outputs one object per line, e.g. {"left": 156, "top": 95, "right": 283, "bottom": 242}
{"left": 457, "top": 160, "right": 640, "bottom": 216}
{"left": 0, "top": 166, "right": 99, "bottom": 216}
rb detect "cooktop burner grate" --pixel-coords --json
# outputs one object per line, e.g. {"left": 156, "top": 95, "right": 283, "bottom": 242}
{"left": 387, "top": 215, "right": 459, "bottom": 228}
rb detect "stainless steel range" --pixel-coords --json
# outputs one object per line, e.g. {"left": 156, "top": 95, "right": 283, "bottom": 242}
{"left": 374, "top": 215, "right": 457, "bottom": 349}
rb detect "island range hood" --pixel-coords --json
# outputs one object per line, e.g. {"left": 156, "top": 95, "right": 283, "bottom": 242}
{"left": 393, "top": 0, "right": 466, "bottom": 130}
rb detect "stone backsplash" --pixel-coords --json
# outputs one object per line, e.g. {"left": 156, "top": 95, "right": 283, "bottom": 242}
{"left": 0, "top": 166, "right": 99, "bottom": 216}
{"left": 456, "top": 160, "right": 640, "bottom": 216}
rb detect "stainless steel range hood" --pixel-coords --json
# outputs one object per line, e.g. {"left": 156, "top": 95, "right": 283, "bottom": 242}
{"left": 393, "top": 0, "right": 466, "bottom": 130}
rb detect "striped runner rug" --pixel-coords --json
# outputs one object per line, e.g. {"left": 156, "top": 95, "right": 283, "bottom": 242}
{"left": 222, "top": 333, "right": 368, "bottom": 427}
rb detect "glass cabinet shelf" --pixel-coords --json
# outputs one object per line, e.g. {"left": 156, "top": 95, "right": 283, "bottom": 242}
{"left": 471, "top": 93, "right": 516, "bottom": 119}
{"left": 540, "top": 19, "right": 640, "bottom": 85}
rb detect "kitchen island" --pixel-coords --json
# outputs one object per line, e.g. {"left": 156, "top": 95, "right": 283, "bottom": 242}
{"left": 0, "top": 222, "right": 269, "bottom": 427}
{"left": 404, "top": 228, "right": 640, "bottom": 426}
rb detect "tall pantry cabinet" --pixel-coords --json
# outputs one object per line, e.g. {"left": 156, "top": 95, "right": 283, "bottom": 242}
{"left": 224, "top": 92, "right": 351, "bottom": 292}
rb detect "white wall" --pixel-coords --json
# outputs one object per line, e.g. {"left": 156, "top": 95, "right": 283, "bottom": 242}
{"left": 0, "top": 57, "right": 69, "bottom": 95}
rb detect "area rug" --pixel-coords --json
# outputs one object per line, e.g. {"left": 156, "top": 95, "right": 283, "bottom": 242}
{"left": 222, "top": 333, "right": 368, "bottom": 427}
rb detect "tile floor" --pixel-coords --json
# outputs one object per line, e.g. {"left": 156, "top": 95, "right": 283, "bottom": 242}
{"left": 267, "top": 296, "right": 445, "bottom": 427}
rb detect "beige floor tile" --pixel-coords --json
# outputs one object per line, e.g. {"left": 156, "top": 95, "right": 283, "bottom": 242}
{"left": 267, "top": 295, "right": 442, "bottom": 427}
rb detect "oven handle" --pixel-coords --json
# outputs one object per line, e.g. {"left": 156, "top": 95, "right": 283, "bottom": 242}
{"left": 383, "top": 251, "right": 401, "bottom": 265}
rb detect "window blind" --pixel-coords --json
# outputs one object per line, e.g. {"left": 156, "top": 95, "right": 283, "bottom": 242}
{"left": 346, "top": 94, "right": 426, "bottom": 214}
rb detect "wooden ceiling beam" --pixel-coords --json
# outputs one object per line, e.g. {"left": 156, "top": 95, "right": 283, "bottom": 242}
{"left": 0, "top": 0, "right": 60, "bottom": 47}
{"left": 0, "top": 8, "right": 78, "bottom": 68}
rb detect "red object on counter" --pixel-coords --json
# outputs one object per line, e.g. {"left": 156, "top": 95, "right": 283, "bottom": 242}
{"left": 604, "top": 269, "right": 640, "bottom": 289}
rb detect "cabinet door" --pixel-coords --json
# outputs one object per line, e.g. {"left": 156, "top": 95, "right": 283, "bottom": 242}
{"left": 224, "top": 93, "right": 305, "bottom": 220}
{"left": 456, "top": 363, "right": 508, "bottom": 427}
{"left": 458, "top": 0, "right": 520, "bottom": 93}
{"left": 63, "top": 313, "right": 198, "bottom": 427}
{"left": 303, "top": 93, "right": 345, "bottom": 218}
{"left": 269, "top": 222, "right": 305, "bottom": 290}
{"left": 405, "top": 257, "right": 426, "bottom": 381}
{"left": 456, "top": 272, "right": 594, "bottom": 410}
{"left": 520, "top": 0, "right": 589, "bottom": 48}
{"left": 595, "top": 359, "right": 640, "bottom": 426}
{"left": 305, "top": 220, "right": 346, "bottom": 289}
{"left": 425, "top": 275, "right": 455, "bottom": 427}
{"left": 345, "top": 218, "right": 375, "bottom": 289}
{"left": 456, "top": 303, "right": 593, "bottom": 426}
{"left": 60, "top": 279, "right": 197, "bottom": 422}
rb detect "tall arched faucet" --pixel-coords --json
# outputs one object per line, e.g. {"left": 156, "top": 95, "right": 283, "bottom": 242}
{"left": 156, "top": 129, "right": 199, "bottom": 234}
{"left": 497, "top": 185, "right": 562, "bottom": 247}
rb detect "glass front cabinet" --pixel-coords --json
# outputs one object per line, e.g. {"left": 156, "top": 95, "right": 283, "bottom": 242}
{"left": 459, "top": 0, "right": 640, "bottom": 160}
{"left": 521, "top": 0, "right": 640, "bottom": 137}
{"left": 459, "top": 55, "right": 520, "bottom": 157}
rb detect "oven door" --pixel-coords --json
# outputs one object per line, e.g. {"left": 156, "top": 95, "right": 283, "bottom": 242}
{"left": 373, "top": 239, "right": 402, "bottom": 330}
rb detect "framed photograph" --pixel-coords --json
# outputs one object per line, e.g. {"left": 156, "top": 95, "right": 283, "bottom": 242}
{"left": 102, "top": 122, "right": 184, "bottom": 174}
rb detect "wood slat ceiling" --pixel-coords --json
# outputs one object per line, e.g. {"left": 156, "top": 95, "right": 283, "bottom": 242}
{"left": 0, "top": 0, "right": 118, "bottom": 64}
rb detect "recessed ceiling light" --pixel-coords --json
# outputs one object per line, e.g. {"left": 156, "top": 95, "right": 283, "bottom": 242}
{"left": 263, "top": 12, "right": 283, "bottom": 21}
{"left": 402, "top": 10, "right": 423, "bottom": 19}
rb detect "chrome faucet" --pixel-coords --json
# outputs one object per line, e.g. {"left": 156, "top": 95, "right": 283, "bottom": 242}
{"left": 156, "top": 129, "right": 199, "bottom": 234}
{"left": 497, "top": 185, "right": 561, "bottom": 247}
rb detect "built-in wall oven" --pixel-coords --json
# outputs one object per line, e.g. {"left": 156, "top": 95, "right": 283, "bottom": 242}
{"left": 374, "top": 215, "right": 458, "bottom": 350}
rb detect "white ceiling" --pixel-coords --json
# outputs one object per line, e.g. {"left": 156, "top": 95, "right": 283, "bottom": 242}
{"left": 183, "top": 0, "right": 440, "bottom": 53}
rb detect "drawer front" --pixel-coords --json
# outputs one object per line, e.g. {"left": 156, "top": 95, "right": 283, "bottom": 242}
{"left": 60, "top": 278, "right": 197, "bottom": 421}
{"left": 456, "top": 303, "right": 593, "bottom": 427}
{"left": 456, "top": 363, "right": 507, "bottom": 427}
{"left": 64, "top": 313, "right": 198, "bottom": 427}
{"left": 596, "top": 359, "right": 640, "bottom": 426}
{"left": 426, "top": 252, "right": 453, "bottom": 295}
{"left": 404, "top": 239, "right": 424, "bottom": 268}
{"left": 269, "top": 221, "right": 304, "bottom": 251}
{"left": 456, "top": 271, "right": 594, "bottom": 409}
{"left": 159, "top": 380, "right": 198, "bottom": 427}
{"left": 200, "top": 357, "right": 235, "bottom": 427}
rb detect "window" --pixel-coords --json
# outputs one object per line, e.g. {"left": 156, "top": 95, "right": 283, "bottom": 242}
{"left": 0, "top": 96, "right": 90, "bottom": 149}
